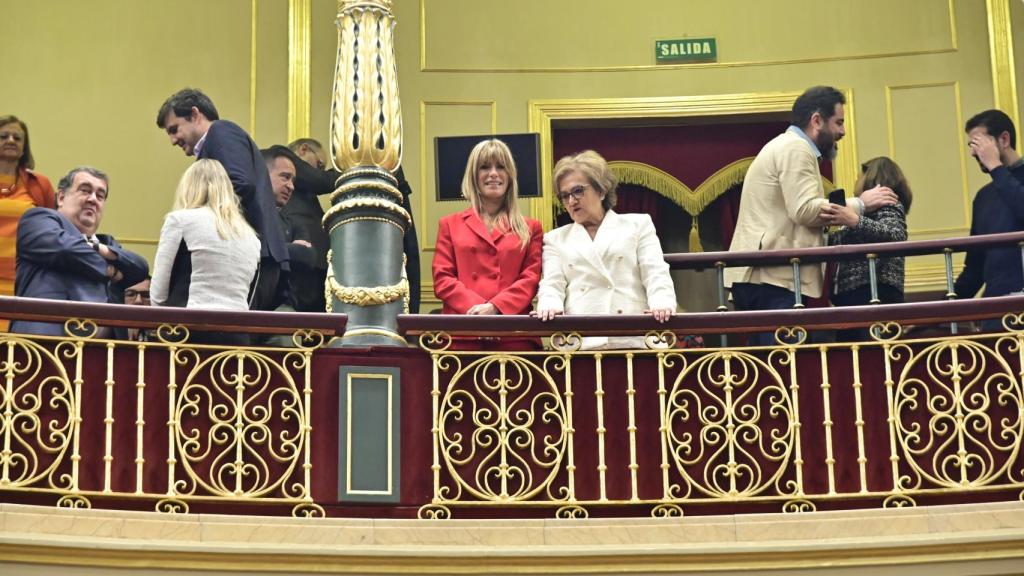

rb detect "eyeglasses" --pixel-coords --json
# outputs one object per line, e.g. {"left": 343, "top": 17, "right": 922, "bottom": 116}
{"left": 124, "top": 289, "right": 150, "bottom": 301}
{"left": 557, "top": 184, "right": 588, "bottom": 204}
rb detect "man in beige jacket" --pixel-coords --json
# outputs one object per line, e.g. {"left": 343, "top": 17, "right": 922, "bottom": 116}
{"left": 725, "top": 86, "right": 896, "bottom": 345}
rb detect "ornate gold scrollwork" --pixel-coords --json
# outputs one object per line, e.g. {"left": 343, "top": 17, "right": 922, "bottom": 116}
{"left": 173, "top": 350, "right": 307, "bottom": 499}
{"left": 663, "top": 350, "right": 795, "bottom": 499}
{"left": 782, "top": 499, "right": 816, "bottom": 513}
{"left": 325, "top": 249, "right": 408, "bottom": 312}
{"left": 0, "top": 338, "right": 75, "bottom": 490}
{"left": 870, "top": 321, "right": 903, "bottom": 341}
{"left": 436, "top": 355, "right": 568, "bottom": 503}
{"left": 417, "top": 503, "right": 451, "bottom": 520}
{"left": 773, "top": 326, "right": 807, "bottom": 346}
{"left": 644, "top": 330, "right": 677, "bottom": 350}
{"left": 555, "top": 505, "right": 588, "bottom": 519}
{"left": 290, "top": 329, "right": 325, "bottom": 350}
{"left": 292, "top": 502, "right": 326, "bottom": 518}
{"left": 56, "top": 494, "right": 91, "bottom": 509}
{"left": 549, "top": 332, "right": 584, "bottom": 353}
{"left": 157, "top": 324, "right": 191, "bottom": 345}
{"left": 651, "top": 503, "right": 684, "bottom": 518}
{"left": 882, "top": 494, "right": 917, "bottom": 508}
{"left": 1001, "top": 312, "right": 1024, "bottom": 332}
{"left": 62, "top": 318, "right": 98, "bottom": 339}
{"left": 419, "top": 331, "right": 453, "bottom": 353}
{"left": 156, "top": 498, "right": 190, "bottom": 514}
{"left": 892, "top": 339, "right": 1024, "bottom": 489}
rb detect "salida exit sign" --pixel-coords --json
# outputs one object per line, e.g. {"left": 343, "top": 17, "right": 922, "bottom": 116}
{"left": 656, "top": 38, "right": 717, "bottom": 63}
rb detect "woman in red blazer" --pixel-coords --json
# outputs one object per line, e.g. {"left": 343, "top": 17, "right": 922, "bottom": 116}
{"left": 432, "top": 139, "right": 543, "bottom": 349}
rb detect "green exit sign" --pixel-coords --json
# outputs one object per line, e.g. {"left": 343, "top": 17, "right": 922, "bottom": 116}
{"left": 656, "top": 38, "right": 717, "bottom": 63}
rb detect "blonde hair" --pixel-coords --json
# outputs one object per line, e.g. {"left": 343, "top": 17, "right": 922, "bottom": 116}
{"left": 553, "top": 150, "right": 618, "bottom": 211}
{"left": 460, "top": 139, "right": 530, "bottom": 249}
{"left": 172, "top": 159, "right": 254, "bottom": 240}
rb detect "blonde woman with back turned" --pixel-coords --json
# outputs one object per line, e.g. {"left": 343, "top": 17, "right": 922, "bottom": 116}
{"left": 151, "top": 159, "right": 260, "bottom": 344}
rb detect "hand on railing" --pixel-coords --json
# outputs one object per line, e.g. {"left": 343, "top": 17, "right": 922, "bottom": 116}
{"left": 531, "top": 308, "right": 563, "bottom": 322}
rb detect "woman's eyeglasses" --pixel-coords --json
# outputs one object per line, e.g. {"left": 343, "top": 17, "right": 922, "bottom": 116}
{"left": 557, "top": 184, "right": 589, "bottom": 204}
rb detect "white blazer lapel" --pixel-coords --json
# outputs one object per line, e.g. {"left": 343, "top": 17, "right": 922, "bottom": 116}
{"left": 569, "top": 218, "right": 613, "bottom": 283}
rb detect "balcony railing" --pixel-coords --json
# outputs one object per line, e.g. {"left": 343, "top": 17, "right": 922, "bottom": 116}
{"left": 0, "top": 232, "right": 1021, "bottom": 519}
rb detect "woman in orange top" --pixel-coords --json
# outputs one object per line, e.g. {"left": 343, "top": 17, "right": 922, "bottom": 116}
{"left": 432, "top": 138, "right": 543, "bottom": 349}
{"left": 0, "top": 116, "right": 56, "bottom": 326}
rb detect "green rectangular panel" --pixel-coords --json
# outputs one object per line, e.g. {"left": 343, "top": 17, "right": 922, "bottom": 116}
{"left": 655, "top": 38, "right": 717, "bottom": 62}
{"left": 338, "top": 366, "right": 401, "bottom": 502}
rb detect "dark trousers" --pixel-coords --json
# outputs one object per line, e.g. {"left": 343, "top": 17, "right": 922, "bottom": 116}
{"left": 731, "top": 282, "right": 805, "bottom": 346}
{"left": 250, "top": 258, "right": 283, "bottom": 312}
{"left": 831, "top": 284, "right": 904, "bottom": 342}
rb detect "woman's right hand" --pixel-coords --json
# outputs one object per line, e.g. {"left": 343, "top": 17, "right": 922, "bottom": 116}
{"left": 531, "top": 308, "right": 563, "bottom": 322}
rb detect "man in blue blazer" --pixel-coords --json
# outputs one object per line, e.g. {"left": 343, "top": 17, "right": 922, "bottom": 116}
{"left": 155, "top": 88, "right": 289, "bottom": 311}
{"left": 12, "top": 166, "right": 149, "bottom": 336}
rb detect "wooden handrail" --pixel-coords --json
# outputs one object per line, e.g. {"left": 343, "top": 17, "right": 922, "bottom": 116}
{"left": 664, "top": 231, "right": 1024, "bottom": 270}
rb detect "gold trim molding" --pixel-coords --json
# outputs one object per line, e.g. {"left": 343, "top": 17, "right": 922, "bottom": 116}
{"left": 986, "top": 0, "right": 1020, "bottom": 146}
{"left": 884, "top": 81, "right": 971, "bottom": 235}
{"left": 288, "top": 0, "right": 312, "bottom": 141}
{"left": 527, "top": 92, "right": 858, "bottom": 229}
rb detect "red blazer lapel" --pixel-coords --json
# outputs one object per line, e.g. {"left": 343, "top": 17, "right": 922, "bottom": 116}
{"left": 460, "top": 209, "right": 497, "bottom": 248}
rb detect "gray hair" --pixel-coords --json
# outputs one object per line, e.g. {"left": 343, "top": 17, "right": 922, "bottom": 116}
{"left": 58, "top": 166, "right": 109, "bottom": 194}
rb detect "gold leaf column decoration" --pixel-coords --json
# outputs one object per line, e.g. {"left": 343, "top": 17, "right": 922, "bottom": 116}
{"left": 332, "top": 0, "right": 402, "bottom": 171}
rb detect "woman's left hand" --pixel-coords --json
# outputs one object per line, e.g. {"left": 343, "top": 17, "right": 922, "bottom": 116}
{"left": 467, "top": 302, "right": 499, "bottom": 315}
{"left": 646, "top": 307, "right": 674, "bottom": 323}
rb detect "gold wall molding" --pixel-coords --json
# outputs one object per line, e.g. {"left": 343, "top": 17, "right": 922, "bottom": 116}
{"left": 527, "top": 92, "right": 858, "bottom": 229}
{"left": 986, "top": 0, "right": 1020, "bottom": 144}
{"left": 884, "top": 81, "right": 971, "bottom": 236}
{"left": 419, "top": 0, "right": 958, "bottom": 73}
{"left": 249, "top": 0, "right": 258, "bottom": 137}
{"left": 418, "top": 100, "right": 498, "bottom": 252}
{"left": 288, "top": 0, "right": 312, "bottom": 141}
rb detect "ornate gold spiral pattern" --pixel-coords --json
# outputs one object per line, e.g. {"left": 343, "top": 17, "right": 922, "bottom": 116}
{"left": 0, "top": 338, "right": 75, "bottom": 489}
{"left": 891, "top": 339, "right": 1024, "bottom": 488}
{"left": 663, "top": 350, "right": 795, "bottom": 498}
{"left": 436, "top": 354, "right": 568, "bottom": 503}
{"left": 173, "top": 350, "right": 308, "bottom": 499}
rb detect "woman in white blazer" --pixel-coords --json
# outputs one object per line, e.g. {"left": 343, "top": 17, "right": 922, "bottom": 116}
{"left": 536, "top": 150, "right": 677, "bottom": 350}
{"left": 150, "top": 159, "right": 260, "bottom": 345}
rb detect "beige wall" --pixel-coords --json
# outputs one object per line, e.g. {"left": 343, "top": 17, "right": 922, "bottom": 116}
{"left": 7, "top": 0, "right": 1019, "bottom": 303}
{"left": 6, "top": 0, "right": 291, "bottom": 264}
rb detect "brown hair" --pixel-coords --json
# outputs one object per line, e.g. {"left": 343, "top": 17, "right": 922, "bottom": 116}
{"left": 553, "top": 150, "right": 617, "bottom": 212}
{"left": 0, "top": 115, "right": 34, "bottom": 171}
{"left": 856, "top": 157, "right": 913, "bottom": 214}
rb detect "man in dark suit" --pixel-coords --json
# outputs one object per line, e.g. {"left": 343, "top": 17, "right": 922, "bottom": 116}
{"left": 261, "top": 147, "right": 319, "bottom": 312}
{"left": 283, "top": 138, "right": 421, "bottom": 313}
{"left": 155, "top": 88, "right": 289, "bottom": 311}
{"left": 12, "top": 166, "right": 149, "bottom": 336}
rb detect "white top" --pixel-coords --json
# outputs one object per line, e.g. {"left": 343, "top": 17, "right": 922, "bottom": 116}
{"left": 537, "top": 211, "right": 677, "bottom": 350}
{"left": 151, "top": 207, "right": 260, "bottom": 311}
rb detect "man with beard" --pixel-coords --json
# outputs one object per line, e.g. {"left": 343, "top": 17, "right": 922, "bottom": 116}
{"left": 725, "top": 86, "right": 896, "bottom": 344}
{"left": 954, "top": 110, "right": 1024, "bottom": 315}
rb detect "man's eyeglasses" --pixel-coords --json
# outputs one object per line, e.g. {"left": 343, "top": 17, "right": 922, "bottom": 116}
{"left": 557, "top": 184, "right": 589, "bottom": 204}
{"left": 124, "top": 289, "right": 150, "bottom": 301}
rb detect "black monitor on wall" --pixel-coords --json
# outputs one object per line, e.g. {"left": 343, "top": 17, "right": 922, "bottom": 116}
{"left": 433, "top": 133, "right": 542, "bottom": 201}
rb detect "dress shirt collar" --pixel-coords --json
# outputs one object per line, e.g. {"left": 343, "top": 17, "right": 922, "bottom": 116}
{"left": 787, "top": 125, "right": 822, "bottom": 159}
{"left": 193, "top": 129, "right": 209, "bottom": 157}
